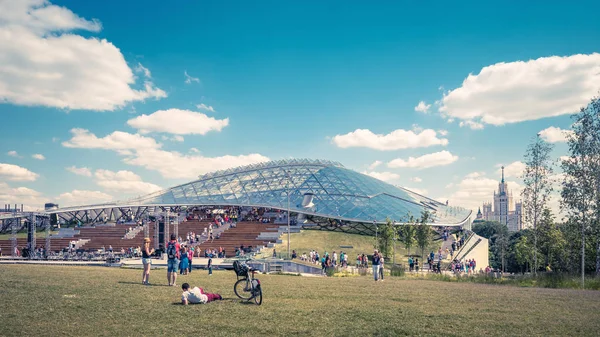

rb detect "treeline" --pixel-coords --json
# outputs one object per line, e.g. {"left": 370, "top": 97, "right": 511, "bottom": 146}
{"left": 478, "top": 95, "right": 600, "bottom": 280}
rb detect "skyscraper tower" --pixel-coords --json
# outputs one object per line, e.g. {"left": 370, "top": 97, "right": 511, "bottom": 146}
{"left": 481, "top": 165, "right": 523, "bottom": 231}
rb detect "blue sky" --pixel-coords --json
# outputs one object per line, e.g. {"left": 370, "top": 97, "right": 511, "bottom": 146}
{"left": 1, "top": 0, "right": 599, "bottom": 213}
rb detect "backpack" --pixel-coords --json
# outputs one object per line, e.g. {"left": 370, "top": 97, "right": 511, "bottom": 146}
{"left": 233, "top": 260, "right": 248, "bottom": 277}
{"left": 167, "top": 242, "right": 177, "bottom": 259}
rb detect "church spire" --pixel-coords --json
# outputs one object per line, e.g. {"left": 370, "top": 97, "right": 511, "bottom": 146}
{"left": 501, "top": 166, "right": 505, "bottom": 183}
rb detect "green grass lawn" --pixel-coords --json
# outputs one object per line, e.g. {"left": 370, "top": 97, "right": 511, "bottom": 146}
{"left": 1, "top": 265, "right": 599, "bottom": 336}
{"left": 257, "top": 229, "right": 441, "bottom": 264}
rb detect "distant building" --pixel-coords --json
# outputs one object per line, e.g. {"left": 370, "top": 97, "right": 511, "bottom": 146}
{"left": 481, "top": 166, "right": 523, "bottom": 232}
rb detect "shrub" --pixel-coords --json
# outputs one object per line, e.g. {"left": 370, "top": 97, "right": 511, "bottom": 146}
{"left": 390, "top": 265, "right": 405, "bottom": 277}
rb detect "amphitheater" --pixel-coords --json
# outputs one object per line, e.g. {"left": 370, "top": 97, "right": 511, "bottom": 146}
{"left": 0, "top": 159, "right": 488, "bottom": 272}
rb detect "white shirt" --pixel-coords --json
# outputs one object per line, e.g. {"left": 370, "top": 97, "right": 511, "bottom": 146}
{"left": 182, "top": 287, "right": 208, "bottom": 304}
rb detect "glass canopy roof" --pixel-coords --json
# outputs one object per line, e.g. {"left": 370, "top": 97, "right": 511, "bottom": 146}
{"left": 126, "top": 159, "right": 471, "bottom": 225}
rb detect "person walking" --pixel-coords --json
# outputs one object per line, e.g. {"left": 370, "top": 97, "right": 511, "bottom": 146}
{"left": 372, "top": 250, "right": 381, "bottom": 281}
{"left": 141, "top": 238, "right": 155, "bottom": 285}
{"left": 208, "top": 257, "right": 213, "bottom": 276}
{"left": 166, "top": 234, "right": 181, "bottom": 286}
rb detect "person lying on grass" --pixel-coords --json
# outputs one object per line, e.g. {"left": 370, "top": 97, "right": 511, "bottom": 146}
{"left": 181, "top": 283, "right": 222, "bottom": 305}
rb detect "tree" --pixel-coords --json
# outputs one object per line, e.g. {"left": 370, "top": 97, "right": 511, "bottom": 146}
{"left": 400, "top": 216, "right": 416, "bottom": 256}
{"left": 514, "top": 234, "right": 534, "bottom": 274}
{"left": 561, "top": 95, "right": 600, "bottom": 286}
{"left": 473, "top": 221, "right": 509, "bottom": 271}
{"left": 377, "top": 218, "right": 395, "bottom": 259}
{"left": 522, "top": 134, "right": 554, "bottom": 276}
{"left": 415, "top": 211, "right": 432, "bottom": 260}
{"left": 537, "top": 208, "right": 567, "bottom": 271}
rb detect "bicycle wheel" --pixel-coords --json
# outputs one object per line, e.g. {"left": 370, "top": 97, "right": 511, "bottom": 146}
{"left": 234, "top": 278, "right": 252, "bottom": 300}
{"left": 253, "top": 285, "right": 262, "bottom": 305}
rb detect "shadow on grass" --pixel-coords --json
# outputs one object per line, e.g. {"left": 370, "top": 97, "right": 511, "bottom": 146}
{"left": 117, "top": 281, "right": 171, "bottom": 287}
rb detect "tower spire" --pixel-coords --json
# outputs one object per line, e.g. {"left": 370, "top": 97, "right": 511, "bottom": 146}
{"left": 501, "top": 166, "right": 505, "bottom": 183}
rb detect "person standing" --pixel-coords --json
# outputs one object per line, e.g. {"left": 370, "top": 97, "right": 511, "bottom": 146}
{"left": 180, "top": 246, "right": 189, "bottom": 275}
{"left": 379, "top": 256, "right": 385, "bottom": 281}
{"left": 166, "top": 234, "right": 180, "bottom": 286}
{"left": 141, "top": 238, "right": 155, "bottom": 285}
{"left": 207, "top": 257, "right": 213, "bottom": 276}
{"left": 188, "top": 247, "right": 194, "bottom": 274}
{"left": 372, "top": 250, "right": 381, "bottom": 281}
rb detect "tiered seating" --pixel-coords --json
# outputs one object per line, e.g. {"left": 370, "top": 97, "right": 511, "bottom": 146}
{"left": 194, "top": 222, "right": 280, "bottom": 255}
{"left": 0, "top": 237, "right": 75, "bottom": 254}
{"left": 76, "top": 224, "right": 131, "bottom": 251}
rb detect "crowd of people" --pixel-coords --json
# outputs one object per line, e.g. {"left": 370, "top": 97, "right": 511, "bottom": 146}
{"left": 450, "top": 258, "right": 478, "bottom": 274}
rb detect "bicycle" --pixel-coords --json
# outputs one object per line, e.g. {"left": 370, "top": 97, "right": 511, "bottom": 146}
{"left": 232, "top": 259, "right": 263, "bottom": 305}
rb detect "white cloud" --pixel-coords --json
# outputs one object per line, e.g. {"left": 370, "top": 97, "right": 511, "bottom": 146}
{"left": 0, "top": 182, "right": 45, "bottom": 210}
{"left": 439, "top": 54, "right": 600, "bottom": 126}
{"left": 161, "top": 135, "right": 184, "bottom": 142}
{"left": 184, "top": 70, "right": 200, "bottom": 84}
{"left": 62, "top": 128, "right": 161, "bottom": 150}
{"left": 127, "top": 109, "right": 229, "bottom": 135}
{"left": 459, "top": 120, "right": 485, "bottom": 130}
{"left": 32, "top": 153, "right": 45, "bottom": 160}
{"left": 446, "top": 174, "right": 522, "bottom": 211}
{"left": 465, "top": 171, "right": 485, "bottom": 179}
{"left": 66, "top": 166, "right": 92, "bottom": 177}
{"left": 332, "top": 128, "right": 448, "bottom": 151}
{"left": 438, "top": 129, "right": 448, "bottom": 136}
{"left": 414, "top": 101, "right": 431, "bottom": 113}
{"left": 124, "top": 148, "right": 270, "bottom": 179}
{"left": 56, "top": 189, "right": 113, "bottom": 207}
{"left": 368, "top": 160, "right": 382, "bottom": 170}
{"left": 410, "top": 177, "right": 422, "bottom": 183}
{"left": 539, "top": 126, "right": 573, "bottom": 143}
{"left": 63, "top": 129, "right": 270, "bottom": 179}
{"left": 94, "top": 169, "right": 162, "bottom": 195}
{"left": 498, "top": 161, "right": 526, "bottom": 178}
{"left": 387, "top": 150, "right": 458, "bottom": 169}
{"left": 52, "top": 137, "right": 59, "bottom": 143}
{"left": 559, "top": 155, "right": 571, "bottom": 163}
{"left": 134, "top": 62, "right": 151, "bottom": 78}
{"left": 0, "top": 0, "right": 166, "bottom": 111}
{"left": 362, "top": 171, "right": 400, "bottom": 182}
{"left": 196, "top": 103, "right": 215, "bottom": 112}
{"left": 0, "top": 163, "right": 39, "bottom": 181}
{"left": 189, "top": 148, "right": 200, "bottom": 154}
{"left": 7, "top": 150, "right": 19, "bottom": 157}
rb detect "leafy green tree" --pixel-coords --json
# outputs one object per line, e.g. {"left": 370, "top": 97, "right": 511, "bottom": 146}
{"left": 376, "top": 218, "right": 395, "bottom": 259}
{"left": 514, "top": 234, "right": 534, "bottom": 273}
{"left": 400, "top": 215, "right": 416, "bottom": 256}
{"left": 561, "top": 95, "right": 600, "bottom": 285}
{"left": 472, "top": 220, "right": 509, "bottom": 270}
{"left": 537, "top": 208, "right": 567, "bottom": 271}
{"left": 415, "top": 211, "right": 432, "bottom": 260}
{"left": 522, "top": 134, "right": 554, "bottom": 275}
